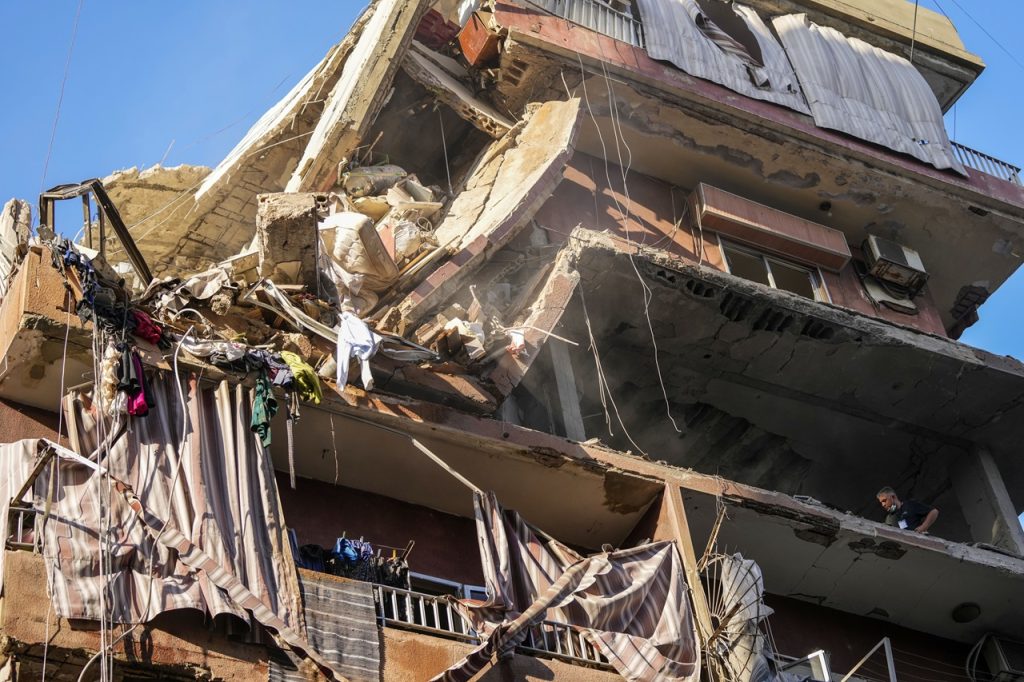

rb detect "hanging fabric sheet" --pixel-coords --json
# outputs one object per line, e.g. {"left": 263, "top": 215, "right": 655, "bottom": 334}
{"left": 635, "top": 0, "right": 810, "bottom": 114}
{"left": 10, "top": 373, "right": 306, "bottom": 635}
{"left": 433, "top": 491, "right": 700, "bottom": 682}
{"left": 772, "top": 14, "right": 966, "bottom": 174}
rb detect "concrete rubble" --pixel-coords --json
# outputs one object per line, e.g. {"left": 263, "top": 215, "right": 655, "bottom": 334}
{"left": 3, "top": 0, "right": 1024, "bottom": 680}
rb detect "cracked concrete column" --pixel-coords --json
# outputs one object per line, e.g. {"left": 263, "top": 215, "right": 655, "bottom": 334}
{"left": 952, "top": 447, "right": 1024, "bottom": 555}
{"left": 256, "top": 193, "right": 319, "bottom": 290}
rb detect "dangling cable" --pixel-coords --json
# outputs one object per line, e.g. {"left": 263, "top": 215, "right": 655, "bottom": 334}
{"left": 77, "top": 326, "right": 196, "bottom": 682}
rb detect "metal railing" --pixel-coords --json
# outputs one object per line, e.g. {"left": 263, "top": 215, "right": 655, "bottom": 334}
{"left": 528, "top": 0, "right": 645, "bottom": 48}
{"left": 951, "top": 141, "right": 1021, "bottom": 185}
{"left": 374, "top": 584, "right": 478, "bottom": 641}
{"left": 372, "top": 584, "right": 610, "bottom": 668}
{"left": 6, "top": 505, "right": 39, "bottom": 552}
{"left": 520, "top": 620, "right": 608, "bottom": 666}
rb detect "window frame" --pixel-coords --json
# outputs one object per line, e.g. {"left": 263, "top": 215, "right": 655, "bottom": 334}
{"left": 719, "top": 237, "right": 832, "bottom": 303}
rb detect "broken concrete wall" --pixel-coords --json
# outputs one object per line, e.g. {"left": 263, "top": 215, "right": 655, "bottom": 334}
{"left": 286, "top": 0, "right": 430, "bottom": 192}
{"left": 0, "top": 199, "right": 30, "bottom": 300}
{"left": 101, "top": 17, "right": 370, "bottom": 278}
{"left": 395, "top": 97, "right": 584, "bottom": 330}
{"left": 402, "top": 41, "right": 515, "bottom": 139}
{"left": 98, "top": 164, "right": 211, "bottom": 267}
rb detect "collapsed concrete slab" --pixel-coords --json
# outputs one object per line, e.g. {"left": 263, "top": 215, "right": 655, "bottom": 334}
{"left": 395, "top": 97, "right": 584, "bottom": 330}
{"left": 98, "top": 164, "right": 211, "bottom": 270}
{"left": 402, "top": 42, "right": 515, "bottom": 138}
{"left": 286, "top": 0, "right": 431, "bottom": 193}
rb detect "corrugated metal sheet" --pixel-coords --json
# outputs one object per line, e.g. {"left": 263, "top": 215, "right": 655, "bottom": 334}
{"left": 773, "top": 13, "right": 966, "bottom": 175}
{"left": 634, "top": 0, "right": 810, "bottom": 114}
{"left": 269, "top": 572, "right": 381, "bottom": 682}
{"left": 530, "top": 0, "right": 644, "bottom": 47}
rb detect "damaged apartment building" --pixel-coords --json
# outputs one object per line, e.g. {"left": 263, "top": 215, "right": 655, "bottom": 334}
{"left": 2, "top": 0, "right": 1024, "bottom": 680}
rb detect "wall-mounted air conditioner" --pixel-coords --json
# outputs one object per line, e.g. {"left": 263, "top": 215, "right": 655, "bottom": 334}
{"left": 863, "top": 235, "right": 928, "bottom": 295}
{"left": 982, "top": 636, "right": 1024, "bottom": 682}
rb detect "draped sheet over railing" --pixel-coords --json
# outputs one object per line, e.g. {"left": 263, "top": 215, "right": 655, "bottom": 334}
{"left": 433, "top": 491, "right": 700, "bottom": 682}
{"left": 773, "top": 13, "right": 966, "bottom": 175}
{"left": 0, "top": 374, "right": 304, "bottom": 635}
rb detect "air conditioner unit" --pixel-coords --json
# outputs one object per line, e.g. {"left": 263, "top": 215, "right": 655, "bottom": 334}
{"left": 982, "top": 636, "right": 1024, "bottom": 682}
{"left": 863, "top": 235, "right": 929, "bottom": 294}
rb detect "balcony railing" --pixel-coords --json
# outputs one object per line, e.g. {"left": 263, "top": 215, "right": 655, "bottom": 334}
{"left": 372, "top": 583, "right": 610, "bottom": 668}
{"left": 952, "top": 141, "right": 1022, "bottom": 185}
{"left": 528, "top": 0, "right": 645, "bottom": 48}
{"left": 6, "top": 505, "right": 38, "bottom": 552}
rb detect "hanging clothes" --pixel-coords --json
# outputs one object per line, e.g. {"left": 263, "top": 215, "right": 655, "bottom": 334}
{"left": 280, "top": 351, "right": 322, "bottom": 404}
{"left": 250, "top": 372, "right": 278, "bottom": 448}
{"left": 125, "top": 350, "right": 154, "bottom": 417}
{"left": 130, "top": 310, "right": 164, "bottom": 346}
{"left": 336, "top": 312, "right": 382, "bottom": 390}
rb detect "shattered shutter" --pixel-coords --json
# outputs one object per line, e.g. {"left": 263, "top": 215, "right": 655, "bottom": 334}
{"left": 634, "top": 0, "right": 810, "bottom": 114}
{"left": 772, "top": 14, "right": 966, "bottom": 174}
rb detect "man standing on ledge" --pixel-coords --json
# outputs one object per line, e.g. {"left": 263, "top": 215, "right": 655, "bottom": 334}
{"left": 877, "top": 487, "right": 939, "bottom": 533}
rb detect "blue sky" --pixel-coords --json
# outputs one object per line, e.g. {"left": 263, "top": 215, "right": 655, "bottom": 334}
{"left": 0, "top": 1, "right": 1021, "bottom": 356}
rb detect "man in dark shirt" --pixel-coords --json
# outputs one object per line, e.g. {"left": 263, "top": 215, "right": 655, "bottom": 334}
{"left": 876, "top": 487, "right": 939, "bottom": 533}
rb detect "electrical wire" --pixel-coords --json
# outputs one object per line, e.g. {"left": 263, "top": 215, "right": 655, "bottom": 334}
{"left": 573, "top": 52, "right": 684, "bottom": 437}
{"left": 77, "top": 327, "right": 197, "bottom": 682}
{"left": 942, "top": 0, "right": 1024, "bottom": 73}
{"left": 39, "top": 0, "right": 85, "bottom": 195}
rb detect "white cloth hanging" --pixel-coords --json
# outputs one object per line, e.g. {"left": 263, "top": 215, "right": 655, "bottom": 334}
{"left": 336, "top": 312, "right": 383, "bottom": 390}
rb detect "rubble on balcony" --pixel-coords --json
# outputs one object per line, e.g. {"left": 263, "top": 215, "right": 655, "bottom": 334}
{"left": 5, "top": 1, "right": 1024, "bottom": 679}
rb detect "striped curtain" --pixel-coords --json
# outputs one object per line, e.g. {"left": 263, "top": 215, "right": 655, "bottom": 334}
{"left": 773, "top": 13, "right": 966, "bottom": 174}
{"left": 0, "top": 373, "right": 303, "bottom": 633}
{"left": 433, "top": 491, "right": 700, "bottom": 682}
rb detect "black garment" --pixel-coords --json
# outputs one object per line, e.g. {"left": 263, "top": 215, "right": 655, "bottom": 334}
{"left": 885, "top": 499, "right": 933, "bottom": 531}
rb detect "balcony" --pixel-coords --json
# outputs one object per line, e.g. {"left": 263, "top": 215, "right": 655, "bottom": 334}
{"left": 523, "top": 0, "right": 1021, "bottom": 186}
{"left": 372, "top": 583, "right": 612, "bottom": 669}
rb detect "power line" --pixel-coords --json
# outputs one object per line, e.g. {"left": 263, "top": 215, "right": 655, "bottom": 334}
{"left": 942, "top": 0, "right": 1024, "bottom": 74}
{"left": 39, "top": 0, "right": 85, "bottom": 194}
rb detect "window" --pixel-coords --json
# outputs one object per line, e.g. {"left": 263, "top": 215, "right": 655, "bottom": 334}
{"left": 720, "top": 240, "right": 830, "bottom": 302}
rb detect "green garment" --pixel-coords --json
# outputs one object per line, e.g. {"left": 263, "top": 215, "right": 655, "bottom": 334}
{"left": 279, "top": 351, "right": 323, "bottom": 404}
{"left": 250, "top": 372, "right": 278, "bottom": 447}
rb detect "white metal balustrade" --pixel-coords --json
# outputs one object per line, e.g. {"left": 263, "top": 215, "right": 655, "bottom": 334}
{"left": 952, "top": 141, "right": 1022, "bottom": 185}
{"left": 372, "top": 584, "right": 610, "bottom": 668}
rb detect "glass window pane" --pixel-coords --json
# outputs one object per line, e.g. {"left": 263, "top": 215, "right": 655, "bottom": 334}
{"left": 769, "top": 260, "right": 817, "bottom": 299}
{"left": 724, "top": 246, "right": 770, "bottom": 287}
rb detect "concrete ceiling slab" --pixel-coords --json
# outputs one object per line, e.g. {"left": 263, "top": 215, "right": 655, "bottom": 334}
{"left": 684, "top": 489, "right": 1024, "bottom": 643}
{"left": 267, "top": 402, "right": 661, "bottom": 550}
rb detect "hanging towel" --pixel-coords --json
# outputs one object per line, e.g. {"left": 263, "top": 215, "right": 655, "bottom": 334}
{"left": 250, "top": 372, "right": 278, "bottom": 448}
{"left": 280, "top": 351, "right": 322, "bottom": 404}
{"left": 336, "top": 312, "right": 382, "bottom": 390}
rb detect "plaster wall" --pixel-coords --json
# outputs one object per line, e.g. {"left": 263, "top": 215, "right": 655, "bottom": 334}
{"left": 535, "top": 154, "right": 948, "bottom": 335}
{"left": 0, "top": 400, "right": 64, "bottom": 447}
{"left": 767, "top": 594, "right": 972, "bottom": 682}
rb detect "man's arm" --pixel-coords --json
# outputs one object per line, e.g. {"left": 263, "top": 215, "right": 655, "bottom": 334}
{"left": 915, "top": 507, "right": 939, "bottom": 533}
